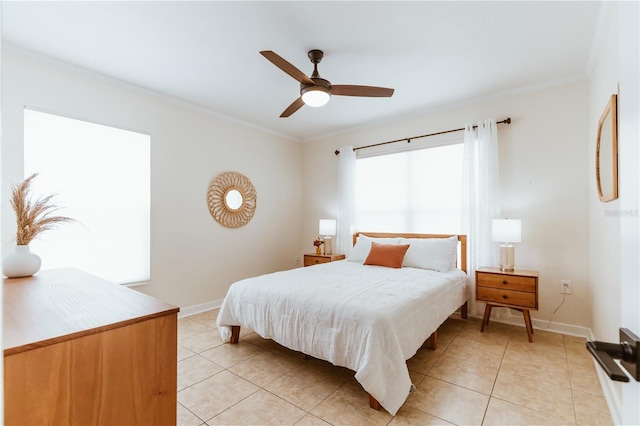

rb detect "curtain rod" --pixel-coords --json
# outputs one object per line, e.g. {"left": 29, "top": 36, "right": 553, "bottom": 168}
{"left": 334, "top": 117, "right": 511, "bottom": 155}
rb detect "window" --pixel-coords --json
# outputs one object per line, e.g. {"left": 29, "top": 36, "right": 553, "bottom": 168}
{"left": 355, "top": 143, "right": 463, "bottom": 234}
{"left": 23, "top": 108, "right": 150, "bottom": 285}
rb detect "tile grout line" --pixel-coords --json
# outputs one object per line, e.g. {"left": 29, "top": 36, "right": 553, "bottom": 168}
{"left": 177, "top": 357, "right": 226, "bottom": 393}
{"left": 564, "top": 335, "right": 580, "bottom": 426}
{"left": 480, "top": 325, "right": 513, "bottom": 425}
{"left": 177, "top": 401, "right": 207, "bottom": 425}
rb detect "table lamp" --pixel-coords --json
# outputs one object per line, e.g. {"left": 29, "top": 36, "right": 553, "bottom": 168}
{"left": 319, "top": 219, "right": 337, "bottom": 255}
{"left": 492, "top": 219, "right": 521, "bottom": 272}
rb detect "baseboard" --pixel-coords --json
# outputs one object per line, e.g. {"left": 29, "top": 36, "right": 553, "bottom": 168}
{"left": 468, "top": 312, "right": 591, "bottom": 338}
{"left": 591, "top": 356, "right": 623, "bottom": 425}
{"left": 584, "top": 329, "right": 623, "bottom": 425}
{"left": 178, "top": 299, "right": 223, "bottom": 318}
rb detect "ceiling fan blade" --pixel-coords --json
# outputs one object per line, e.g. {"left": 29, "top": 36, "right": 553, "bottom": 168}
{"left": 260, "top": 51, "right": 314, "bottom": 85}
{"left": 280, "top": 97, "right": 305, "bottom": 118}
{"left": 331, "top": 85, "right": 394, "bottom": 97}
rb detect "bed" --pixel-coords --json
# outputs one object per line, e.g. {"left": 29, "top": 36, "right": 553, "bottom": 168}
{"left": 217, "top": 232, "right": 468, "bottom": 415}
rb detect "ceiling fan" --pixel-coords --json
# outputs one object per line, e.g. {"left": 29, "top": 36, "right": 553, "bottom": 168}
{"left": 260, "top": 49, "right": 394, "bottom": 118}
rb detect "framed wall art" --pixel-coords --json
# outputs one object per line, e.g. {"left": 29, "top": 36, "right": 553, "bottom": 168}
{"left": 596, "top": 94, "right": 618, "bottom": 203}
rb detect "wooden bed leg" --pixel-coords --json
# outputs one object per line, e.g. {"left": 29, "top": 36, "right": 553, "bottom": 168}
{"left": 368, "top": 393, "right": 381, "bottom": 410}
{"left": 230, "top": 325, "right": 240, "bottom": 344}
{"left": 427, "top": 330, "right": 438, "bottom": 350}
{"left": 461, "top": 301, "right": 468, "bottom": 319}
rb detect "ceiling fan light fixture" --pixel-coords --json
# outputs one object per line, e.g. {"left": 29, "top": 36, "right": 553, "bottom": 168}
{"left": 301, "top": 86, "right": 331, "bottom": 107}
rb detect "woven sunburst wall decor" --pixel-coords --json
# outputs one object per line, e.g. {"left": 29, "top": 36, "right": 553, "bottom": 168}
{"left": 207, "top": 171, "right": 257, "bottom": 228}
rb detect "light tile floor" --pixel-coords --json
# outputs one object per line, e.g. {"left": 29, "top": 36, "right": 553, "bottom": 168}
{"left": 177, "top": 309, "right": 613, "bottom": 426}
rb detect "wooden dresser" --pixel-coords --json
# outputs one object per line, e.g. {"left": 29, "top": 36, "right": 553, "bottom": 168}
{"left": 475, "top": 267, "right": 539, "bottom": 342}
{"left": 3, "top": 268, "right": 180, "bottom": 425}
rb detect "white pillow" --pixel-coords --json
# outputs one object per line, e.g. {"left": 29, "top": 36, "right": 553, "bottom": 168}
{"left": 348, "top": 235, "right": 402, "bottom": 262}
{"left": 400, "top": 236, "right": 458, "bottom": 272}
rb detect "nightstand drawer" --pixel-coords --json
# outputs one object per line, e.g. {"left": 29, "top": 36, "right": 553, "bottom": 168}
{"left": 303, "top": 254, "right": 345, "bottom": 267}
{"left": 477, "top": 287, "right": 537, "bottom": 308}
{"left": 304, "top": 256, "right": 331, "bottom": 266}
{"left": 476, "top": 272, "right": 536, "bottom": 293}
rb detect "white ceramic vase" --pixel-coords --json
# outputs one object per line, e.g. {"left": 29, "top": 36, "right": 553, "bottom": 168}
{"left": 2, "top": 245, "right": 42, "bottom": 278}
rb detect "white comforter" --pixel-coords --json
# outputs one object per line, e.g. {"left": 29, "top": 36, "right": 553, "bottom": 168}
{"left": 217, "top": 260, "right": 467, "bottom": 415}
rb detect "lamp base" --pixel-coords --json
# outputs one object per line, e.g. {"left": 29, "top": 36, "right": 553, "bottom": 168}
{"left": 323, "top": 236, "right": 332, "bottom": 255}
{"left": 499, "top": 243, "right": 515, "bottom": 272}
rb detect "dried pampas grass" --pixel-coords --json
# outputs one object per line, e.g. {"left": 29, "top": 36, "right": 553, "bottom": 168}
{"left": 10, "top": 173, "right": 76, "bottom": 245}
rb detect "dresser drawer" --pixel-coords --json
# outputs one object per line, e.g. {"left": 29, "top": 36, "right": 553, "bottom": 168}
{"left": 477, "top": 286, "right": 537, "bottom": 309}
{"left": 476, "top": 272, "right": 536, "bottom": 293}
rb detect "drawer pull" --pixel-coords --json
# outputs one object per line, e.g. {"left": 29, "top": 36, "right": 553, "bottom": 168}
{"left": 502, "top": 280, "right": 508, "bottom": 285}
{"left": 315, "top": 260, "right": 320, "bottom": 263}
{"left": 502, "top": 295, "right": 508, "bottom": 299}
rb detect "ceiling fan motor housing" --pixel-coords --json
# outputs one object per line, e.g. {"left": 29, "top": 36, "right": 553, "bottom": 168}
{"left": 300, "top": 77, "right": 331, "bottom": 95}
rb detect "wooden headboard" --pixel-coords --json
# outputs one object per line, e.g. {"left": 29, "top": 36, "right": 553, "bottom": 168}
{"left": 353, "top": 232, "right": 468, "bottom": 273}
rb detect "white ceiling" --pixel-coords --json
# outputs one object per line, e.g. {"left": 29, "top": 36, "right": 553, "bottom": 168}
{"left": 2, "top": 1, "right": 602, "bottom": 141}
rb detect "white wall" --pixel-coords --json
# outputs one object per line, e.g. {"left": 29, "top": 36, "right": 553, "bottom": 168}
{"left": 301, "top": 80, "right": 591, "bottom": 331}
{"left": 588, "top": 1, "right": 621, "bottom": 345}
{"left": 616, "top": 1, "right": 640, "bottom": 421}
{"left": 1, "top": 48, "right": 303, "bottom": 309}
{"left": 588, "top": 2, "right": 640, "bottom": 424}
{"left": 587, "top": 5, "right": 624, "bottom": 418}
{"left": 0, "top": 5, "right": 4, "bottom": 420}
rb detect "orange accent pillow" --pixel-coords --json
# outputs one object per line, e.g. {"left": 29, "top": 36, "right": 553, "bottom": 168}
{"left": 364, "top": 242, "right": 411, "bottom": 268}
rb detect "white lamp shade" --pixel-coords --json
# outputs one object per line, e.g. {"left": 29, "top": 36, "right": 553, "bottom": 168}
{"left": 492, "top": 219, "right": 521, "bottom": 243}
{"left": 302, "top": 89, "right": 330, "bottom": 107}
{"left": 319, "top": 219, "right": 337, "bottom": 236}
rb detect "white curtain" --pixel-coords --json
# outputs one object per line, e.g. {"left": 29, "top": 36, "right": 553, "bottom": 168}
{"left": 337, "top": 146, "right": 356, "bottom": 256}
{"left": 461, "top": 119, "right": 502, "bottom": 316}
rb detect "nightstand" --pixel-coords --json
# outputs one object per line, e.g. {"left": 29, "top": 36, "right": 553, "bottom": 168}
{"left": 476, "top": 267, "right": 539, "bottom": 342}
{"left": 303, "top": 253, "right": 345, "bottom": 267}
